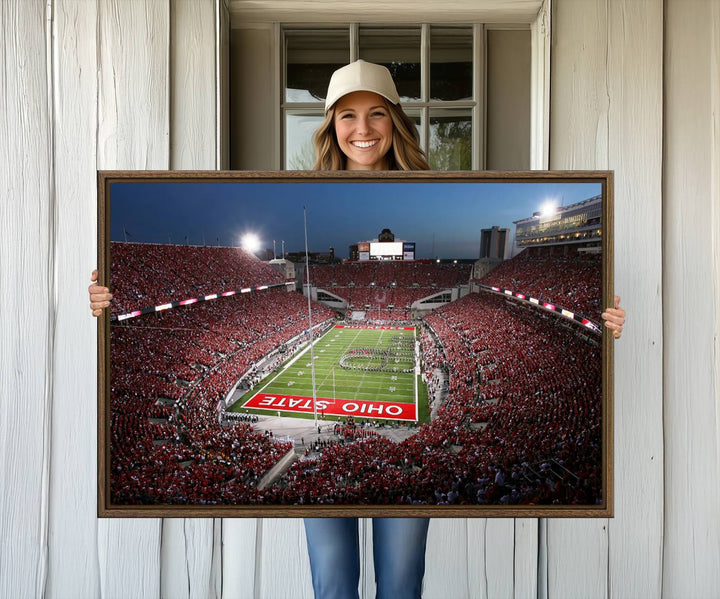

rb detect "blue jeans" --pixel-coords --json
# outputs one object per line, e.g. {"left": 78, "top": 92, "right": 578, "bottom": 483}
{"left": 304, "top": 517, "right": 430, "bottom": 599}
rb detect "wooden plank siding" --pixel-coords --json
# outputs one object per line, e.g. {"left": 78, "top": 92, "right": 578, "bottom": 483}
{"left": 549, "top": 3, "right": 612, "bottom": 593}
{"left": 162, "top": 2, "right": 222, "bottom": 599}
{"left": 0, "top": 1, "right": 53, "bottom": 598}
{"left": 2, "top": 0, "right": 719, "bottom": 597}
{"left": 161, "top": 0, "right": 222, "bottom": 599}
{"left": 256, "top": 519, "right": 315, "bottom": 598}
{"left": 605, "top": 1, "right": 664, "bottom": 596}
{"left": 95, "top": 1, "right": 169, "bottom": 597}
{"left": 663, "top": 1, "right": 720, "bottom": 596}
{"left": 47, "top": 1, "right": 101, "bottom": 597}
{"left": 549, "top": 1, "right": 664, "bottom": 597}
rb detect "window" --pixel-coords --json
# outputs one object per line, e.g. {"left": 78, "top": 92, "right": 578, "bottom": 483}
{"left": 229, "top": 23, "right": 531, "bottom": 171}
{"left": 283, "top": 25, "right": 483, "bottom": 170}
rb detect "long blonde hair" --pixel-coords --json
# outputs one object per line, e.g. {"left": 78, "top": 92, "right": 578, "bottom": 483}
{"left": 312, "top": 100, "right": 430, "bottom": 171}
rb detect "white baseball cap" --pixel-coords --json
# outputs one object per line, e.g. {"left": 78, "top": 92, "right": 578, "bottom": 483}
{"left": 324, "top": 60, "right": 400, "bottom": 112}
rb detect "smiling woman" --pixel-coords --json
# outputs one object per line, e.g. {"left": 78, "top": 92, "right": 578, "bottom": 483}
{"left": 311, "top": 60, "right": 430, "bottom": 172}
{"left": 271, "top": 23, "right": 534, "bottom": 172}
{"left": 302, "top": 59, "right": 432, "bottom": 599}
{"left": 333, "top": 91, "right": 394, "bottom": 170}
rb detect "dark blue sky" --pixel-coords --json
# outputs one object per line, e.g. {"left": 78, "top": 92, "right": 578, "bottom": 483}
{"left": 110, "top": 180, "right": 602, "bottom": 259}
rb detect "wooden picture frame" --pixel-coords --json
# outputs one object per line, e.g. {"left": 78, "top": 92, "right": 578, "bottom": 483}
{"left": 97, "top": 170, "right": 614, "bottom": 518}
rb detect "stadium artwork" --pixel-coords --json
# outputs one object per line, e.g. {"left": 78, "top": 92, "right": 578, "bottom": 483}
{"left": 97, "top": 170, "right": 614, "bottom": 518}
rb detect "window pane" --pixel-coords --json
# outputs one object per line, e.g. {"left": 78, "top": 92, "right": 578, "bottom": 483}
{"left": 285, "top": 112, "right": 324, "bottom": 169}
{"left": 286, "top": 30, "right": 349, "bottom": 103}
{"left": 430, "top": 27, "right": 473, "bottom": 101}
{"left": 359, "top": 27, "right": 421, "bottom": 102}
{"left": 402, "top": 109, "right": 423, "bottom": 149}
{"left": 429, "top": 109, "right": 472, "bottom": 170}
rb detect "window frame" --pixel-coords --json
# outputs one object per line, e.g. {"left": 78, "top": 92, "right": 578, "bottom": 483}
{"left": 281, "top": 23, "right": 492, "bottom": 170}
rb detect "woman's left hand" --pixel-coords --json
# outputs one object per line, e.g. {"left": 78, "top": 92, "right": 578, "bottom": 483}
{"left": 602, "top": 295, "right": 625, "bottom": 339}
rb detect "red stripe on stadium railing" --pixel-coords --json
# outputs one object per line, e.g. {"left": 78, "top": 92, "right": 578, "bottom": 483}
{"left": 478, "top": 283, "right": 601, "bottom": 334}
{"left": 112, "top": 281, "right": 294, "bottom": 322}
{"left": 243, "top": 393, "right": 417, "bottom": 421}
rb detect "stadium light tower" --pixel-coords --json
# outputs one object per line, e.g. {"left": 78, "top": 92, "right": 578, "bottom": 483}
{"left": 540, "top": 200, "right": 558, "bottom": 218}
{"left": 240, "top": 232, "right": 261, "bottom": 253}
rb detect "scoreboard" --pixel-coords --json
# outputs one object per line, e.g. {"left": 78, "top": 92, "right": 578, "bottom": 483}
{"left": 359, "top": 241, "right": 415, "bottom": 261}
{"left": 371, "top": 241, "right": 402, "bottom": 260}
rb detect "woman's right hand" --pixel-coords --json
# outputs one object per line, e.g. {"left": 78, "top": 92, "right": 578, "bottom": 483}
{"left": 89, "top": 269, "right": 112, "bottom": 317}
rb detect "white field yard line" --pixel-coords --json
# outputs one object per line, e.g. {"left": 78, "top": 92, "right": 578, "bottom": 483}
{"left": 340, "top": 329, "right": 415, "bottom": 405}
{"left": 313, "top": 327, "right": 364, "bottom": 400}
{"left": 258, "top": 326, "right": 363, "bottom": 400}
{"left": 328, "top": 374, "right": 414, "bottom": 390}
{"left": 319, "top": 335, "right": 406, "bottom": 403}
{"left": 348, "top": 329, "right": 414, "bottom": 403}
{"left": 314, "top": 328, "right": 387, "bottom": 402}
{"left": 355, "top": 328, "right": 389, "bottom": 402}
{"left": 343, "top": 327, "right": 373, "bottom": 401}
{"left": 247, "top": 326, "right": 343, "bottom": 400}
{"left": 248, "top": 327, "right": 415, "bottom": 407}
{"left": 281, "top": 336, "right": 315, "bottom": 370}
{"left": 314, "top": 368, "right": 414, "bottom": 399}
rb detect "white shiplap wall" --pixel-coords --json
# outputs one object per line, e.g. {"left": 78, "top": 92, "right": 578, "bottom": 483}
{"left": 164, "top": 2, "right": 224, "bottom": 597}
{"left": 549, "top": 1, "right": 664, "bottom": 598}
{"left": 663, "top": 1, "right": 720, "bottom": 596}
{"left": 549, "top": 5, "right": 614, "bottom": 597}
{"left": 0, "top": 2, "right": 53, "bottom": 598}
{"left": 48, "top": 0, "right": 100, "bottom": 596}
{"left": 2, "top": 0, "right": 719, "bottom": 597}
{"left": 96, "top": 1, "right": 168, "bottom": 597}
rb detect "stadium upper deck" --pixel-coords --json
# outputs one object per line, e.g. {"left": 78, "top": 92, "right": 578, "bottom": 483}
{"left": 513, "top": 194, "right": 602, "bottom": 248}
{"left": 106, "top": 239, "right": 604, "bottom": 506}
{"left": 110, "top": 242, "right": 287, "bottom": 314}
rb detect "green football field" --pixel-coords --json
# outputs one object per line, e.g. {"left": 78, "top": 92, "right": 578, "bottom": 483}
{"left": 234, "top": 325, "right": 430, "bottom": 422}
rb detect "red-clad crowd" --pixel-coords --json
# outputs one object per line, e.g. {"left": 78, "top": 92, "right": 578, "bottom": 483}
{"left": 308, "top": 261, "right": 472, "bottom": 288}
{"left": 337, "top": 287, "right": 448, "bottom": 309}
{"left": 310, "top": 261, "right": 471, "bottom": 310}
{"left": 111, "top": 242, "right": 603, "bottom": 507}
{"left": 110, "top": 242, "right": 287, "bottom": 313}
{"left": 110, "top": 286, "right": 336, "bottom": 504}
{"left": 307, "top": 261, "right": 471, "bottom": 310}
{"left": 270, "top": 291, "right": 602, "bottom": 506}
{"left": 479, "top": 249, "right": 601, "bottom": 319}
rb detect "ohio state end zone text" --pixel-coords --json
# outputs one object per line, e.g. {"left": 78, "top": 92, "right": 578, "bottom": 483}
{"left": 242, "top": 393, "right": 418, "bottom": 421}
